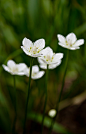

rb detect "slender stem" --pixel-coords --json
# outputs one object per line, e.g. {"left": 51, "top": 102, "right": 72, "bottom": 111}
{"left": 12, "top": 75, "right": 17, "bottom": 134}
{"left": 49, "top": 49, "right": 69, "bottom": 134}
{"left": 23, "top": 57, "right": 33, "bottom": 134}
{"left": 41, "top": 65, "right": 49, "bottom": 134}
{"left": 30, "top": 88, "right": 45, "bottom": 134}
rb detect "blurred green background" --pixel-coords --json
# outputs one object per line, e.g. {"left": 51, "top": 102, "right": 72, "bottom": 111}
{"left": 0, "top": 0, "right": 86, "bottom": 133}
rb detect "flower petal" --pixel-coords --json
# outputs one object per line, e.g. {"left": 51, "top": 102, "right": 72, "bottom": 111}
{"left": 39, "top": 64, "right": 47, "bottom": 69}
{"left": 69, "top": 47, "right": 80, "bottom": 50}
{"left": 2, "top": 65, "right": 10, "bottom": 73}
{"left": 31, "top": 52, "right": 43, "bottom": 57}
{"left": 32, "top": 65, "right": 39, "bottom": 73}
{"left": 22, "top": 37, "right": 33, "bottom": 49}
{"left": 57, "top": 34, "right": 66, "bottom": 44}
{"left": 21, "top": 46, "right": 31, "bottom": 56}
{"left": 16, "top": 72, "right": 26, "bottom": 76}
{"left": 49, "top": 60, "right": 61, "bottom": 69}
{"left": 58, "top": 42, "right": 68, "bottom": 48}
{"left": 34, "top": 39, "right": 45, "bottom": 50}
{"left": 21, "top": 46, "right": 42, "bottom": 57}
{"left": 24, "top": 67, "right": 30, "bottom": 77}
{"left": 7, "top": 60, "right": 16, "bottom": 68}
{"left": 38, "top": 57, "right": 45, "bottom": 64}
{"left": 59, "top": 42, "right": 80, "bottom": 50}
{"left": 38, "top": 58, "right": 49, "bottom": 64}
{"left": 66, "top": 33, "right": 77, "bottom": 44}
{"left": 52, "top": 53, "right": 63, "bottom": 63}
{"left": 17, "top": 63, "right": 27, "bottom": 71}
{"left": 38, "top": 58, "right": 47, "bottom": 69}
{"left": 73, "top": 39, "right": 84, "bottom": 47}
{"left": 32, "top": 71, "right": 45, "bottom": 79}
{"left": 41, "top": 47, "right": 53, "bottom": 57}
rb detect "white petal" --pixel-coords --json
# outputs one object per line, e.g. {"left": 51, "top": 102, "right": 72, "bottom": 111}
{"left": 41, "top": 47, "right": 53, "bottom": 57}
{"left": 49, "top": 60, "right": 61, "bottom": 69}
{"left": 57, "top": 34, "right": 66, "bottom": 44}
{"left": 22, "top": 37, "right": 33, "bottom": 49}
{"left": 21, "top": 47, "right": 43, "bottom": 57}
{"left": 31, "top": 52, "right": 43, "bottom": 57}
{"left": 38, "top": 57, "right": 45, "bottom": 64}
{"left": 34, "top": 39, "right": 45, "bottom": 50}
{"left": 24, "top": 68, "right": 30, "bottom": 77}
{"left": 38, "top": 58, "right": 49, "bottom": 64}
{"left": 58, "top": 42, "right": 68, "bottom": 49}
{"left": 32, "top": 65, "right": 39, "bottom": 73}
{"left": 38, "top": 58, "right": 47, "bottom": 69}
{"left": 73, "top": 39, "right": 84, "bottom": 47}
{"left": 32, "top": 71, "right": 45, "bottom": 79}
{"left": 52, "top": 53, "right": 63, "bottom": 63}
{"left": 17, "top": 63, "right": 27, "bottom": 71}
{"left": 39, "top": 64, "right": 47, "bottom": 69}
{"left": 69, "top": 47, "right": 80, "bottom": 50}
{"left": 21, "top": 46, "right": 31, "bottom": 56}
{"left": 2, "top": 65, "right": 10, "bottom": 73}
{"left": 59, "top": 42, "right": 80, "bottom": 50}
{"left": 16, "top": 72, "right": 26, "bottom": 76}
{"left": 7, "top": 60, "right": 16, "bottom": 68}
{"left": 66, "top": 33, "right": 77, "bottom": 44}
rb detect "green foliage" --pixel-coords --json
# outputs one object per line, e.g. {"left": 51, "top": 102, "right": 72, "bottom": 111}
{"left": 28, "top": 112, "right": 72, "bottom": 134}
{"left": 0, "top": 0, "right": 86, "bottom": 133}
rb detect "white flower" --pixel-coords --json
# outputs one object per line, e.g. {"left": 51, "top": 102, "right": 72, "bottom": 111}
{"left": 57, "top": 33, "right": 84, "bottom": 50}
{"left": 38, "top": 57, "right": 61, "bottom": 69}
{"left": 2, "top": 60, "right": 27, "bottom": 75}
{"left": 21, "top": 37, "right": 45, "bottom": 57}
{"left": 38, "top": 47, "right": 63, "bottom": 65}
{"left": 48, "top": 109, "right": 56, "bottom": 118}
{"left": 24, "top": 65, "right": 45, "bottom": 79}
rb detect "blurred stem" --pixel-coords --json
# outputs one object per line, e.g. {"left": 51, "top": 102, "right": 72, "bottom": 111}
{"left": 12, "top": 75, "right": 17, "bottom": 134}
{"left": 41, "top": 65, "right": 49, "bottom": 134}
{"left": 49, "top": 49, "right": 69, "bottom": 134}
{"left": 23, "top": 57, "right": 33, "bottom": 134}
{"left": 30, "top": 89, "right": 45, "bottom": 134}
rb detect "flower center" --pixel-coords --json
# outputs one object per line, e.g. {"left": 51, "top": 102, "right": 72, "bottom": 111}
{"left": 30, "top": 46, "right": 39, "bottom": 54}
{"left": 32, "top": 72, "right": 37, "bottom": 77}
{"left": 33, "top": 46, "right": 37, "bottom": 52}
{"left": 45, "top": 54, "right": 52, "bottom": 62}
{"left": 66, "top": 39, "right": 72, "bottom": 47}
{"left": 11, "top": 67, "right": 18, "bottom": 73}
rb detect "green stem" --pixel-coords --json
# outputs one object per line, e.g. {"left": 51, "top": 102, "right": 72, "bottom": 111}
{"left": 41, "top": 65, "right": 49, "bottom": 134}
{"left": 23, "top": 57, "right": 33, "bottom": 134}
{"left": 12, "top": 75, "right": 17, "bottom": 134}
{"left": 49, "top": 49, "right": 69, "bottom": 134}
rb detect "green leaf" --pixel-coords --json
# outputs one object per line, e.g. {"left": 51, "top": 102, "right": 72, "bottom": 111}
{"left": 74, "top": 23, "right": 86, "bottom": 35}
{"left": 27, "top": 112, "right": 72, "bottom": 134}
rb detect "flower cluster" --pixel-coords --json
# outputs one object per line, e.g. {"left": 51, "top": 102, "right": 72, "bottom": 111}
{"left": 2, "top": 33, "right": 84, "bottom": 134}
{"left": 2, "top": 60, "right": 45, "bottom": 80}
{"left": 21, "top": 38, "right": 64, "bottom": 69}
{"left": 3, "top": 33, "right": 84, "bottom": 77}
